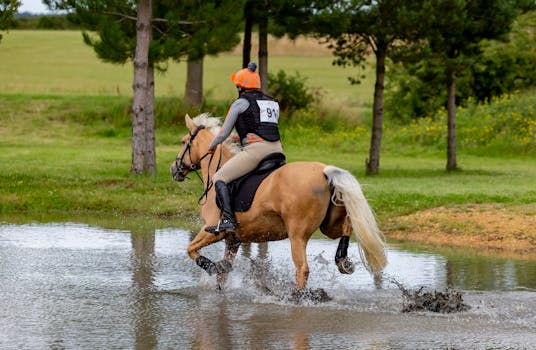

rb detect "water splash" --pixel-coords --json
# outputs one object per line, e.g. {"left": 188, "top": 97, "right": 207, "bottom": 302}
{"left": 389, "top": 277, "right": 470, "bottom": 313}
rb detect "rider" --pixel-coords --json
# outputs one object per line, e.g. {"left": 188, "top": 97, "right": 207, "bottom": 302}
{"left": 206, "top": 62, "right": 283, "bottom": 234}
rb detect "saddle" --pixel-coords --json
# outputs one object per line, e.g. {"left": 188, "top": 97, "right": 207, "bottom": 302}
{"left": 219, "top": 152, "right": 286, "bottom": 212}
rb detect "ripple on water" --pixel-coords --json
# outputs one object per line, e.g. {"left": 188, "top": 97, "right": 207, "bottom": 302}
{"left": 1, "top": 223, "right": 535, "bottom": 350}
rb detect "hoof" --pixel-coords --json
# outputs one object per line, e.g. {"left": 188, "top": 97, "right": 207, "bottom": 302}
{"left": 195, "top": 256, "right": 218, "bottom": 276}
{"left": 215, "top": 259, "right": 233, "bottom": 274}
{"left": 336, "top": 257, "right": 355, "bottom": 275}
{"left": 290, "top": 288, "right": 332, "bottom": 303}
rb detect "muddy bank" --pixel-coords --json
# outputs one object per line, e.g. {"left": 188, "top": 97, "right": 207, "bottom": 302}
{"left": 384, "top": 204, "right": 536, "bottom": 259}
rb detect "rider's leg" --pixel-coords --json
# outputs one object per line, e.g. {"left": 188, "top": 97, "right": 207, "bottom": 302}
{"left": 214, "top": 180, "right": 237, "bottom": 232}
{"left": 207, "top": 141, "right": 281, "bottom": 234}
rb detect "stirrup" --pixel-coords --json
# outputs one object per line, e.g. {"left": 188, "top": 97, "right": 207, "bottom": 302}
{"left": 205, "top": 219, "right": 237, "bottom": 235}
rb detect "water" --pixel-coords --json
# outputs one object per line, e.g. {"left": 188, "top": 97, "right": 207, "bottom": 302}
{"left": 0, "top": 222, "right": 535, "bottom": 349}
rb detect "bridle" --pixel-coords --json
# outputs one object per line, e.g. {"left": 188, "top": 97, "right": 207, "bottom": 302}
{"left": 172, "top": 124, "right": 222, "bottom": 203}
{"left": 173, "top": 125, "right": 208, "bottom": 180}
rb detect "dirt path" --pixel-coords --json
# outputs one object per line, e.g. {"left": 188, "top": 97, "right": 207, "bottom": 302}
{"left": 384, "top": 204, "right": 536, "bottom": 259}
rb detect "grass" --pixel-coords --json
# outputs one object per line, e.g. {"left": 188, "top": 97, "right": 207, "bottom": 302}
{"left": 1, "top": 94, "right": 535, "bottom": 230}
{"left": 1, "top": 30, "right": 535, "bottom": 232}
{"left": 0, "top": 30, "right": 373, "bottom": 112}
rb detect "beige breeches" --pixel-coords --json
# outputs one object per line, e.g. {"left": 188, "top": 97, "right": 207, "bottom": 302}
{"left": 213, "top": 140, "right": 283, "bottom": 183}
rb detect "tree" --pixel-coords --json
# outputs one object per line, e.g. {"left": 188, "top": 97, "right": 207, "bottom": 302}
{"left": 241, "top": 0, "right": 320, "bottom": 93}
{"left": 386, "top": 9, "right": 536, "bottom": 122}
{"left": 45, "top": 1, "right": 241, "bottom": 174}
{"left": 45, "top": 0, "right": 178, "bottom": 175}
{"left": 241, "top": 0, "right": 270, "bottom": 93}
{"left": 323, "top": 0, "right": 424, "bottom": 175}
{"left": 420, "top": 0, "right": 520, "bottom": 171}
{"left": 179, "top": 1, "right": 243, "bottom": 107}
{"left": 470, "top": 9, "right": 536, "bottom": 102}
{"left": 241, "top": 1, "right": 335, "bottom": 92}
{"left": 131, "top": 0, "right": 155, "bottom": 175}
{"left": 0, "top": 0, "right": 21, "bottom": 44}
{"left": 242, "top": 0, "right": 254, "bottom": 68}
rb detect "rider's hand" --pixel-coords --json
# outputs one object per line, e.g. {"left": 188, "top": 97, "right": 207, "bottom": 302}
{"left": 208, "top": 146, "right": 216, "bottom": 154}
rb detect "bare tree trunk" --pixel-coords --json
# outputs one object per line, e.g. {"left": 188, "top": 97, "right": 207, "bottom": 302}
{"left": 145, "top": 65, "right": 156, "bottom": 175}
{"left": 242, "top": 3, "right": 253, "bottom": 68}
{"left": 131, "top": 0, "right": 153, "bottom": 175}
{"left": 446, "top": 68, "right": 457, "bottom": 171}
{"left": 184, "top": 55, "right": 204, "bottom": 107}
{"left": 366, "top": 50, "right": 386, "bottom": 176}
{"left": 258, "top": 13, "right": 268, "bottom": 94}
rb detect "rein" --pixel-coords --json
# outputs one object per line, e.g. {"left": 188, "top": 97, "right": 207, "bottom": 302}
{"left": 173, "top": 124, "right": 223, "bottom": 204}
{"left": 198, "top": 146, "right": 223, "bottom": 204}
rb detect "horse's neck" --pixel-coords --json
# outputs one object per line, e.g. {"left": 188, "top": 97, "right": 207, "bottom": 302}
{"left": 200, "top": 146, "right": 233, "bottom": 186}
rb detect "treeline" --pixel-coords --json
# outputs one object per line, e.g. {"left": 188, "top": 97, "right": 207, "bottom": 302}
{"left": 13, "top": 13, "right": 79, "bottom": 30}
{"left": 3, "top": 1, "right": 536, "bottom": 177}
{"left": 386, "top": 10, "right": 536, "bottom": 122}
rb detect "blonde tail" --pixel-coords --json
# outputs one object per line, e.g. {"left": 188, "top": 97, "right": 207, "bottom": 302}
{"left": 323, "top": 165, "right": 387, "bottom": 274}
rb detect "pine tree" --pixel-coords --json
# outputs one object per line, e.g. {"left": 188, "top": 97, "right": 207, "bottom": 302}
{"left": 318, "top": 0, "right": 425, "bottom": 175}
{"left": 0, "top": 0, "right": 21, "bottom": 44}
{"left": 44, "top": 0, "right": 242, "bottom": 174}
{"left": 420, "top": 0, "right": 520, "bottom": 171}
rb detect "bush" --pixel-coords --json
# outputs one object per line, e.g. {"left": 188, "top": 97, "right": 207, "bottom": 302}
{"left": 391, "top": 91, "right": 536, "bottom": 156}
{"left": 386, "top": 11, "right": 536, "bottom": 121}
{"left": 267, "top": 70, "right": 319, "bottom": 114}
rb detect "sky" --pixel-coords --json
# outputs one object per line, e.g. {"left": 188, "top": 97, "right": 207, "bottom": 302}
{"left": 18, "top": 0, "right": 51, "bottom": 14}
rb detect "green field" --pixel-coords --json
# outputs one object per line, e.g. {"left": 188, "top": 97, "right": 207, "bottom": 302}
{"left": 0, "top": 31, "right": 373, "bottom": 109}
{"left": 1, "top": 30, "right": 535, "bottom": 231}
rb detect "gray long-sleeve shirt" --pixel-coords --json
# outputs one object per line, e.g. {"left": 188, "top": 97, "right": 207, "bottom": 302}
{"left": 209, "top": 98, "right": 250, "bottom": 149}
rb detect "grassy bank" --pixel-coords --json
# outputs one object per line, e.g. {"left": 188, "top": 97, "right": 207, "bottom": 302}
{"left": 1, "top": 30, "right": 535, "bottom": 239}
{"left": 1, "top": 93, "right": 535, "bottom": 230}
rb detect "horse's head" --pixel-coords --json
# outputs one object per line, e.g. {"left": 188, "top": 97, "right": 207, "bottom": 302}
{"left": 170, "top": 114, "right": 209, "bottom": 182}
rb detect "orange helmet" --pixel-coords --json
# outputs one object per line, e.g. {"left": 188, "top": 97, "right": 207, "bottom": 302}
{"left": 230, "top": 63, "right": 261, "bottom": 90}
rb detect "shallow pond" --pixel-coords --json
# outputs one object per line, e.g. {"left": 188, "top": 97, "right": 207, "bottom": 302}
{"left": 0, "top": 222, "right": 535, "bottom": 349}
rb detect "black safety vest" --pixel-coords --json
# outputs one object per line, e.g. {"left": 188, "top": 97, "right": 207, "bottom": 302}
{"left": 234, "top": 91, "right": 280, "bottom": 142}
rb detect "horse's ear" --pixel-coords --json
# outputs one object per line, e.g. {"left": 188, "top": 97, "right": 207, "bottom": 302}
{"left": 185, "top": 114, "right": 196, "bottom": 132}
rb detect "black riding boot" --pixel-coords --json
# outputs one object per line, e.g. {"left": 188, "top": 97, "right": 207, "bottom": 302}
{"left": 206, "top": 180, "right": 237, "bottom": 234}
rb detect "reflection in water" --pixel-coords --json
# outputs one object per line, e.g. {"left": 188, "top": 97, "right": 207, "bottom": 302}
{"left": 446, "top": 257, "right": 536, "bottom": 290}
{"left": 391, "top": 241, "right": 536, "bottom": 291}
{"left": 131, "top": 232, "right": 158, "bottom": 350}
{"left": 0, "top": 223, "right": 535, "bottom": 350}
{"left": 191, "top": 300, "right": 233, "bottom": 350}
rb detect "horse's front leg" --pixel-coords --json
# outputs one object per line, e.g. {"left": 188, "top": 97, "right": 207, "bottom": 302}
{"left": 187, "top": 228, "right": 226, "bottom": 276}
{"left": 289, "top": 236, "right": 309, "bottom": 290}
{"left": 216, "top": 234, "right": 242, "bottom": 288}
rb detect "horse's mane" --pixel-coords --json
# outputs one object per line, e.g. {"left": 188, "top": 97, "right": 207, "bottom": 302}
{"left": 192, "top": 113, "right": 241, "bottom": 154}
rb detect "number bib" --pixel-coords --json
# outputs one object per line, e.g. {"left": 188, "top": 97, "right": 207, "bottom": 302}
{"left": 257, "top": 100, "right": 280, "bottom": 124}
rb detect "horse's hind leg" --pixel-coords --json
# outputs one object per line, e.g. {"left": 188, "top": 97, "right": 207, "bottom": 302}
{"left": 335, "top": 218, "right": 355, "bottom": 275}
{"left": 321, "top": 205, "right": 355, "bottom": 275}
{"left": 216, "top": 235, "right": 241, "bottom": 288}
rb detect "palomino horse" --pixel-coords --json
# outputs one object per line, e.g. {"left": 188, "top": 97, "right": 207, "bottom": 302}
{"left": 171, "top": 114, "right": 387, "bottom": 293}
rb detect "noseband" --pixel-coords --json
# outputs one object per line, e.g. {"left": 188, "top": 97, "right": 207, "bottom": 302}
{"left": 173, "top": 125, "right": 208, "bottom": 179}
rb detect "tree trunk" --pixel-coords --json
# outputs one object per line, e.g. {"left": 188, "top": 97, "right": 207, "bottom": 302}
{"left": 365, "top": 50, "right": 386, "bottom": 176}
{"left": 258, "top": 13, "right": 268, "bottom": 94}
{"left": 242, "top": 4, "right": 253, "bottom": 68}
{"left": 145, "top": 65, "right": 156, "bottom": 175}
{"left": 131, "top": 0, "right": 154, "bottom": 175}
{"left": 184, "top": 55, "right": 204, "bottom": 107}
{"left": 446, "top": 68, "right": 457, "bottom": 171}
